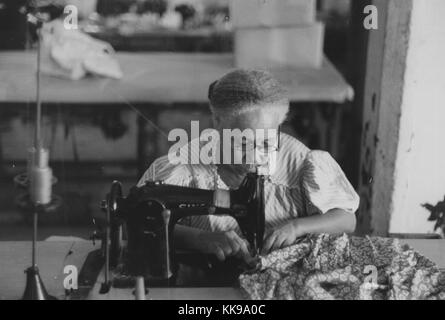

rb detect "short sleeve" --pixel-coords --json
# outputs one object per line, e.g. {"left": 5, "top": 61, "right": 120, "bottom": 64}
{"left": 299, "top": 151, "right": 360, "bottom": 215}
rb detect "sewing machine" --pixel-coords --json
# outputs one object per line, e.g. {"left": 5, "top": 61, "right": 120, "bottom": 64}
{"left": 89, "top": 172, "right": 266, "bottom": 297}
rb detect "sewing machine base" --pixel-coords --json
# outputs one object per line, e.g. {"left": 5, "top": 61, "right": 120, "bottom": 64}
{"left": 78, "top": 248, "right": 244, "bottom": 296}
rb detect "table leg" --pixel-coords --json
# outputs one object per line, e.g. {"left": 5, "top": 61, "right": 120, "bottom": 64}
{"left": 0, "top": 128, "right": 3, "bottom": 175}
{"left": 328, "top": 104, "right": 343, "bottom": 159}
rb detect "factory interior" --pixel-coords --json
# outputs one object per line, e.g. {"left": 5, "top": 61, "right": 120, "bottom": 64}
{"left": 0, "top": 0, "right": 444, "bottom": 301}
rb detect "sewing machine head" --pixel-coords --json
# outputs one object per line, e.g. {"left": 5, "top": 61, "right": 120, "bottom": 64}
{"left": 96, "top": 173, "right": 266, "bottom": 288}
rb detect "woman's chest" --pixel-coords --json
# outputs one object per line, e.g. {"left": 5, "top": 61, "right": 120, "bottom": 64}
{"left": 263, "top": 182, "right": 304, "bottom": 222}
{"left": 193, "top": 167, "right": 305, "bottom": 221}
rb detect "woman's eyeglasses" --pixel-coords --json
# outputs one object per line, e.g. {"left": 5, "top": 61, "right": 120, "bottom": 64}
{"left": 232, "top": 126, "right": 281, "bottom": 154}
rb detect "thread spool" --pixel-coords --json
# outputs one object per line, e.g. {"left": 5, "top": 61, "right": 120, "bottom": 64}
{"left": 213, "top": 189, "right": 231, "bottom": 209}
{"left": 29, "top": 148, "right": 53, "bottom": 205}
{"left": 134, "top": 276, "right": 146, "bottom": 300}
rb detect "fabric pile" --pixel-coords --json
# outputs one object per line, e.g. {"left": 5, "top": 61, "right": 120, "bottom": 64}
{"left": 239, "top": 234, "right": 445, "bottom": 300}
{"left": 40, "top": 20, "right": 123, "bottom": 80}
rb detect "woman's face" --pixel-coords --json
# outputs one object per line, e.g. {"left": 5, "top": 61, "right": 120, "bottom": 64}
{"left": 214, "top": 105, "right": 287, "bottom": 174}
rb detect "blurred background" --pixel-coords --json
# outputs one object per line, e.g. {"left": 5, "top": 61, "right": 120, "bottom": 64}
{"left": 0, "top": 0, "right": 444, "bottom": 240}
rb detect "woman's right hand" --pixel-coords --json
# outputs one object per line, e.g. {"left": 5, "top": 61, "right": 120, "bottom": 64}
{"left": 193, "top": 230, "right": 255, "bottom": 265}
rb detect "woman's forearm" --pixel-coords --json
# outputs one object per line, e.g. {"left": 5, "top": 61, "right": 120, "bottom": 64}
{"left": 297, "top": 209, "right": 356, "bottom": 236}
{"left": 174, "top": 209, "right": 356, "bottom": 252}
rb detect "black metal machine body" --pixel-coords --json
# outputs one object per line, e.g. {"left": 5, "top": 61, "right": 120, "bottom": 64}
{"left": 96, "top": 172, "right": 266, "bottom": 291}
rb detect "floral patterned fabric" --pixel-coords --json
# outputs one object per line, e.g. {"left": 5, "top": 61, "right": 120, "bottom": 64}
{"left": 239, "top": 234, "right": 445, "bottom": 300}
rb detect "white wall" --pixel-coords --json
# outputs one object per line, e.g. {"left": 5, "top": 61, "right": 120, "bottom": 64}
{"left": 389, "top": 0, "right": 445, "bottom": 233}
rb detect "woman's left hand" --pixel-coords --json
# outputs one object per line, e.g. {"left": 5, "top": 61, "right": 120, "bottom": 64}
{"left": 261, "top": 219, "right": 304, "bottom": 254}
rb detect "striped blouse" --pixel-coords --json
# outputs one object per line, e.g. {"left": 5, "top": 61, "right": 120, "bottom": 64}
{"left": 137, "top": 133, "right": 360, "bottom": 235}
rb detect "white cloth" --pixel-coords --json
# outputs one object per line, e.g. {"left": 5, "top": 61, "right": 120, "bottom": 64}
{"left": 41, "top": 20, "right": 123, "bottom": 80}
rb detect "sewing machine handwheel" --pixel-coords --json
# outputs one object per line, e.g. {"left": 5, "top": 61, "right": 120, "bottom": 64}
{"left": 107, "top": 181, "right": 123, "bottom": 215}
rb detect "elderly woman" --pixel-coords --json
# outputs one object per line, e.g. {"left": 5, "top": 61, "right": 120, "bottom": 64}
{"left": 138, "top": 69, "right": 359, "bottom": 264}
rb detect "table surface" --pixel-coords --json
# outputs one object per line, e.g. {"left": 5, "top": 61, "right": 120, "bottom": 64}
{"left": 1, "top": 239, "right": 442, "bottom": 300}
{"left": 0, "top": 51, "right": 353, "bottom": 104}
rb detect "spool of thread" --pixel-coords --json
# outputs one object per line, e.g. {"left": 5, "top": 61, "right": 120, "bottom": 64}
{"left": 213, "top": 189, "right": 231, "bottom": 209}
{"left": 29, "top": 148, "right": 53, "bottom": 205}
{"left": 134, "top": 276, "right": 146, "bottom": 300}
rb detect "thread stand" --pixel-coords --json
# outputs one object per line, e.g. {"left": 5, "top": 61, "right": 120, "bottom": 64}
{"left": 22, "top": 205, "right": 57, "bottom": 300}
{"left": 21, "top": 9, "right": 58, "bottom": 300}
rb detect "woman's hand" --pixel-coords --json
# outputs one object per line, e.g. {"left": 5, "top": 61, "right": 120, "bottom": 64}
{"left": 194, "top": 230, "right": 255, "bottom": 265}
{"left": 262, "top": 219, "right": 303, "bottom": 254}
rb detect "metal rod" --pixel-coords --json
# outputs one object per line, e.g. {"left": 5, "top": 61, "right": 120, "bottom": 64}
{"left": 162, "top": 209, "right": 172, "bottom": 281}
{"left": 32, "top": 208, "right": 38, "bottom": 267}
{"left": 35, "top": 25, "right": 42, "bottom": 150}
{"left": 99, "top": 200, "right": 111, "bottom": 294}
{"left": 32, "top": 19, "right": 43, "bottom": 269}
{"left": 104, "top": 197, "right": 111, "bottom": 286}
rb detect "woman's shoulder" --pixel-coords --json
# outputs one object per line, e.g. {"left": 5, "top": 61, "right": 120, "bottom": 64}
{"left": 276, "top": 133, "right": 311, "bottom": 171}
{"left": 279, "top": 133, "right": 339, "bottom": 167}
{"left": 280, "top": 132, "right": 310, "bottom": 155}
{"left": 270, "top": 133, "right": 309, "bottom": 187}
{"left": 273, "top": 134, "right": 342, "bottom": 187}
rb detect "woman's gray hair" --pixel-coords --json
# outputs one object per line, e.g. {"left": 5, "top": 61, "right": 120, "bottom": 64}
{"left": 208, "top": 69, "right": 289, "bottom": 119}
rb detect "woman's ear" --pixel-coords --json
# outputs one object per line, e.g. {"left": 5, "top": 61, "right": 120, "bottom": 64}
{"left": 278, "top": 104, "right": 290, "bottom": 125}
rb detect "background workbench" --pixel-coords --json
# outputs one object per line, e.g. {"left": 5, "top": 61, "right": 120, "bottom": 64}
{"left": 0, "top": 51, "right": 353, "bottom": 176}
{"left": 0, "top": 51, "right": 353, "bottom": 104}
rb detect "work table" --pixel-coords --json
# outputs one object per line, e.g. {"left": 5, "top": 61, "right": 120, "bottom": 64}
{"left": 0, "top": 51, "right": 354, "bottom": 170}
{"left": 0, "top": 240, "right": 243, "bottom": 300}
{"left": 0, "top": 51, "right": 353, "bottom": 104}
{"left": 0, "top": 239, "right": 444, "bottom": 300}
